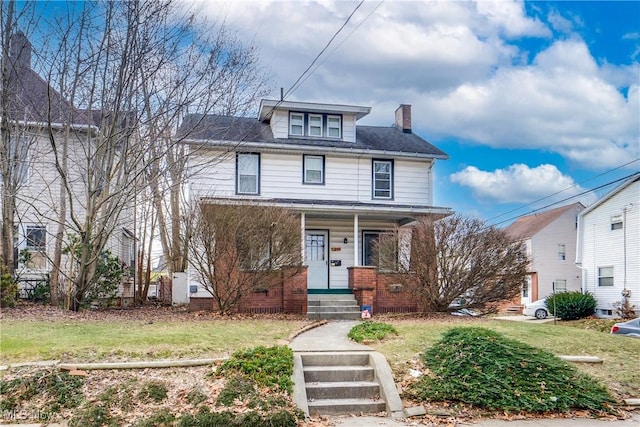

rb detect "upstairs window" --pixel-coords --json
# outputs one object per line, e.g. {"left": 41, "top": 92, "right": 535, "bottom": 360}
{"left": 611, "top": 215, "right": 623, "bottom": 230}
{"left": 290, "top": 113, "right": 304, "bottom": 136}
{"left": 372, "top": 159, "right": 393, "bottom": 199}
{"left": 557, "top": 244, "right": 566, "bottom": 261}
{"left": 236, "top": 153, "right": 260, "bottom": 195}
{"left": 327, "top": 116, "right": 341, "bottom": 138}
{"left": 288, "top": 112, "right": 342, "bottom": 138}
{"left": 303, "top": 155, "right": 324, "bottom": 184}
{"left": 308, "top": 115, "right": 322, "bottom": 137}
{"left": 598, "top": 266, "right": 614, "bottom": 287}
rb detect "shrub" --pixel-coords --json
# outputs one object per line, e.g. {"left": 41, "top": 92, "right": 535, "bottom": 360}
{"left": 409, "top": 327, "right": 615, "bottom": 413}
{"left": 134, "top": 409, "right": 176, "bottom": 427}
{"left": 0, "top": 369, "right": 84, "bottom": 413}
{"left": 0, "top": 273, "right": 18, "bottom": 308}
{"left": 137, "top": 380, "right": 168, "bottom": 403}
{"left": 216, "top": 375, "right": 256, "bottom": 407}
{"left": 348, "top": 321, "right": 397, "bottom": 342}
{"left": 546, "top": 291, "right": 597, "bottom": 320}
{"left": 217, "top": 345, "right": 293, "bottom": 394}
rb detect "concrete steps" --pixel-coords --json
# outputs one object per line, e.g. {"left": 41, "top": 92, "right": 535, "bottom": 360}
{"left": 307, "top": 293, "right": 361, "bottom": 320}
{"left": 300, "top": 352, "right": 386, "bottom": 416}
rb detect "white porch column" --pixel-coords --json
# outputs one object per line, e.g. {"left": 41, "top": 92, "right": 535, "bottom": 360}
{"left": 300, "top": 212, "right": 306, "bottom": 264}
{"left": 353, "top": 213, "right": 359, "bottom": 266}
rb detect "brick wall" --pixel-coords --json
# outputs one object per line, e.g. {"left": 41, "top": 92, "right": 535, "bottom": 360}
{"left": 349, "top": 266, "right": 420, "bottom": 314}
{"left": 348, "top": 266, "right": 377, "bottom": 311}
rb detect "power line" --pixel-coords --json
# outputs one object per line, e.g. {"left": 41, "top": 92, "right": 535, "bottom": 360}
{"left": 485, "top": 157, "right": 640, "bottom": 224}
{"left": 490, "top": 171, "right": 639, "bottom": 228}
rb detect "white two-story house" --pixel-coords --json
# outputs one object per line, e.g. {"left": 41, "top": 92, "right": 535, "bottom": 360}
{"left": 505, "top": 202, "right": 585, "bottom": 305}
{"left": 576, "top": 173, "right": 639, "bottom": 318}
{"left": 179, "top": 99, "right": 451, "bottom": 313}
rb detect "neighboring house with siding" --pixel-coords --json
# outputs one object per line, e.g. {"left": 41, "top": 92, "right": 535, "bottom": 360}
{"left": 2, "top": 32, "right": 135, "bottom": 299}
{"left": 504, "top": 202, "right": 585, "bottom": 305}
{"left": 178, "top": 99, "right": 451, "bottom": 314}
{"left": 576, "top": 173, "right": 640, "bottom": 318}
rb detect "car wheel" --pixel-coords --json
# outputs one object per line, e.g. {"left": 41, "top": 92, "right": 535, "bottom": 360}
{"left": 535, "top": 308, "right": 548, "bottom": 319}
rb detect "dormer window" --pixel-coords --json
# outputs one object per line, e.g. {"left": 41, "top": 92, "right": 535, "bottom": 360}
{"left": 290, "top": 113, "right": 304, "bottom": 136}
{"left": 288, "top": 112, "right": 342, "bottom": 139}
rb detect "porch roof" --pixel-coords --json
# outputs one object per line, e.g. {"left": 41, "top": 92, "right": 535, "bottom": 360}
{"left": 198, "top": 197, "right": 452, "bottom": 224}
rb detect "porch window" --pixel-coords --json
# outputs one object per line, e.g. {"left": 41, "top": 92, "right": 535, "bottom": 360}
{"left": 372, "top": 159, "right": 393, "bottom": 199}
{"left": 303, "top": 155, "right": 324, "bottom": 184}
{"left": 363, "top": 231, "right": 397, "bottom": 271}
{"left": 598, "top": 266, "right": 614, "bottom": 286}
{"left": 236, "top": 153, "right": 260, "bottom": 195}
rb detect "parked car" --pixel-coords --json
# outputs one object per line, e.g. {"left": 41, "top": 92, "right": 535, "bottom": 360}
{"left": 610, "top": 318, "right": 640, "bottom": 337}
{"left": 523, "top": 299, "right": 550, "bottom": 319}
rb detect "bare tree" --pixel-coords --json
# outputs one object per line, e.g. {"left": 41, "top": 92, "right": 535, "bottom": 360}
{"left": 189, "top": 203, "right": 301, "bottom": 314}
{"left": 377, "top": 214, "right": 528, "bottom": 314}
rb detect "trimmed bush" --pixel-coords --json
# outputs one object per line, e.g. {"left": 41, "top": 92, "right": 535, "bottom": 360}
{"left": 348, "top": 321, "right": 397, "bottom": 342}
{"left": 546, "top": 291, "right": 597, "bottom": 320}
{"left": 409, "top": 327, "right": 614, "bottom": 413}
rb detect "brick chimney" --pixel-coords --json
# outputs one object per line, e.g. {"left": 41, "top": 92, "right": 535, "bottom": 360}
{"left": 395, "top": 104, "right": 411, "bottom": 133}
{"left": 10, "top": 31, "right": 32, "bottom": 69}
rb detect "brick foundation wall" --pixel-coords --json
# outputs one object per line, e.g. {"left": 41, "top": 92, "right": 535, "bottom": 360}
{"left": 348, "top": 266, "right": 377, "bottom": 311}
{"left": 283, "top": 267, "right": 307, "bottom": 314}
{"left": 349, "top": 267, "right": 420, "bottom": 314}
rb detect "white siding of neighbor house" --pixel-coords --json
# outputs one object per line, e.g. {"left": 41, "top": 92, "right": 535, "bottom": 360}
{"left": 578, "top": 180, "right": 640, "bottom": 317}
{"left": 269, "top": 110, "right": 357, "bottom": 143}
{"left": 529, "top": 205, "right": 584, "bottom": 300}
{"left": 189, "top": 148, "right": 434, "bottom": 205}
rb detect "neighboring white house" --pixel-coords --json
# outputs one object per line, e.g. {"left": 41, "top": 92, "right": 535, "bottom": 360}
{"left": 576, "top": 173, "right": 640, "bottom": 318}
{"left": 505, "top": 202, "right": 585, "bottom": 305}
{"left": 178, "top": 99, "right": 451, "bottom": 310}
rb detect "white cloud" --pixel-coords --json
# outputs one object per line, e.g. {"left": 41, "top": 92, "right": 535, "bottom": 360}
{"left": 450, "top": 164, "right": 585, "bottom": 204}
{"left": 474, "top": 0, "right": 550, "bottom": 38}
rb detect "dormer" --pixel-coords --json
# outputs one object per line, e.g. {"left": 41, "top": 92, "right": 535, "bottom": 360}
{"left": 258, "top": 99, "right": 370, "bottom": 143}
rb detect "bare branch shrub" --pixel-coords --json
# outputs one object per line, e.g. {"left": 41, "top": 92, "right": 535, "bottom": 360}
{"left": 377, "top": 214, "right": 528, "bottom": 314}
{"left": 189, "top": 203, "right": 301, "bottom": 314}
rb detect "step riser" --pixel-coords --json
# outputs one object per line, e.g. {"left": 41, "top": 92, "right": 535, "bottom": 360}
{"left": 307, "top": 306, "right": 361, "bottom": 313}
{"left": 308, "top": 300, "right": 359, "bottom": 306}
{"left": 302, "top": 353, "right": 370, "bottom": 366}
{"left": 306, "top": 383, "right": 379, "bottom": 399}
{"left": 308, "top": 294, "right": 356, "bottom": 301}
{"left": 307, "top": 312, "right": 361, "bottom": 320}
{"left": 304, "top": 368, "right": 374, "bottom": 382}
{"left": 308, "top": 401, "right": 386, "bottom": 416}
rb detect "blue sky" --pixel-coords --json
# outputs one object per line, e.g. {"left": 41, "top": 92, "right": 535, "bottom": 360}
{"left": 198, "top": 0, "right": 639, "bottom": 226}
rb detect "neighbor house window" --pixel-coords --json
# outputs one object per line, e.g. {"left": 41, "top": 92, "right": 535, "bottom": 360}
{"left": 372, "top": 159, "right": 393, "bottom": 199}
{"left": 327, "top": 116, "right": 341, "bottom": 138}
{"left": 0, "top": 136, "right": 30, "bottom": 185}
{"left": 557, "top": 244, "right": 566, "bottom": 261}
{"left": 290, "top": 113, "right": 304, "bottom": 136}
{"left": 598, "top": 266, "right": 614, "bottom": 286}
{"left": 303, "top": 155, "right": 324, "bottom": 184}
{"left": 553, "top": 279, "right": 567, "bottom": 292}
{"left": 236, "top": 153, "right": 260, "bottom": 195}
{"left": 24, "top": 225, "right": 46, "bottom": 269}
{"left": 611, "top": 215, "right": 623, "bottom": 230}
{"left": 308, "top": 114, "right": 322, "bottom": 137}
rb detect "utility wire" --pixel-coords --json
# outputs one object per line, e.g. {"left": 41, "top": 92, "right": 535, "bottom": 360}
{"left": 486, "top": 157, "right": 640, "bottom": 224}
{"left": 489, "top": 171, "right": 639, "bottom": 228}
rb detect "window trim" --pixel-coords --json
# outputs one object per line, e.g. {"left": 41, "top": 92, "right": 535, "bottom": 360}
{"left": 557, "top": 243, "right": 566, "bottom": 261}
{"left": 372, "top": 159, "right": 394, "bottom": 200}
{"left": 308, "top": 114, "right": 323, "bottom": 137}
{"left": 303, "top": 154, "right": 325, "bottom": 185}
{"left": 611, "top": 214, "right": 623, "bottom": 230}
{"left": 553, "top": 279, "right": 567, "bottom": 292}
{"left": 598, "top": 266, "right": 614, "bottom": 287}
{"left": 327, "top": 115, "right": 342, "bottom": 138}
{"left": 236, "top": 152, "right": 260, "bottom": 195}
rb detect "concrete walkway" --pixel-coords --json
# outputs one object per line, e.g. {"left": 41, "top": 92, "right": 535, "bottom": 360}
{"left": 289, "top": 320, "right": 372, "bottom": 352}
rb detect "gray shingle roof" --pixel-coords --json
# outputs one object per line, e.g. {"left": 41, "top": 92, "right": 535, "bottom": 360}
{"left": 177, "top": 114, "right": 448, "bottom": 158}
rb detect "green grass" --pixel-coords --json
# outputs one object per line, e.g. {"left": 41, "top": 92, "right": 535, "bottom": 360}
{"left": 371, "top": 318, "right": 640, "bottom": 400}
{"left": 0, "top": 319, "right": 308, "bottom": 364}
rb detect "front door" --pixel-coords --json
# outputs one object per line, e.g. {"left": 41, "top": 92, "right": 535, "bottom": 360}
{"left": 306, "top": 230, "right": 329, "bottom": 289}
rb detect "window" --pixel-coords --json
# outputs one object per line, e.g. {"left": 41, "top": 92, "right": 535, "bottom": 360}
{"left": 598, "top": 266, "right": 614, "bottom": 286}
{"left": 363, "top": 231, "right": 397, "bottom": 271}
{"left": 290, "top": 113, "right": 304, "bottom": 136}
{"left": 308, "top": 115, "right": 322, "bottom": 137}
{"left": 23, "top": 225, "right": 46, "bottom": 269}
{"left": 372, "top": 160, "right": 393, "bottom": 199}
{"left": 611, "top": 215, "right": 623, "bottom": 230}
{"left": 288, "top": 112, "right": 342, "bottom": 138}
{"left": 557, "top": 244, "right": 566, "bottom": 261}
{"left": 553, "top": 279, "right": 567, "bottom": 292}
{"left": 303, "top": 155, "right": 324, "bottom": 184}
{"left": 236, "top": 153, "right": 259, "bottom": 195}
{"left": 327, "top": 116, "right": 341, "bottom": 138}
{"left": 0, "top": 136, "right": 30, "bottom": 185}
